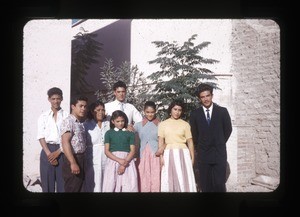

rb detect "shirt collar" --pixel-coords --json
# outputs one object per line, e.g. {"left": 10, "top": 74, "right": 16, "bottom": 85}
{"left": 91, "top": 119, "right": 109, "bottom": 128}
{"left": 202, "top": 103, "right": 213, "bottom": 112}
{"left": 114, "top": 99, "right": 126, "bottom": 104}
{"left": 142, "top": 117, "right": 160, "bottom": 126}
{"left": 114, "top": 127, "right": 126, "bottom": 131}
{"left": 47, "top": 108, "right": 63, "bottom": 116}
{"left": 70, "top": 114, "right": 81, "bottom": 122}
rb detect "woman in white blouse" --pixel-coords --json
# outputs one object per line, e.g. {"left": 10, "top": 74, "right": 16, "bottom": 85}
{"left": 84, "top": 101, "right": 110, "bottom": 192}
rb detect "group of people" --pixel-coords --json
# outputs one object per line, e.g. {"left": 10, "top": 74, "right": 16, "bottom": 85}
{"left": 37, "top": 80, "right": 232, "bottom": 193}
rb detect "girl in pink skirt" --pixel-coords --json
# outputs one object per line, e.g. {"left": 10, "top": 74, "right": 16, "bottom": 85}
{"left": 102, "top": 110, "right": 138, "bottom": 192}
{"left": 134, "top": 101, "right": 160, "bottom": 192}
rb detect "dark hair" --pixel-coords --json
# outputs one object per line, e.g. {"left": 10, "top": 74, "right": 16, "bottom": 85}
{"left": 110, "top": 110, "right": 128, "bottom": 129}
{"left": 70, "top": 95, "right": 88, "bottom": 106}
{"left": 47, "top": 87, "right": 63, "bottom": 98}
{"left": 195, "top": 83, "right": 213, "bottom": 97}
{"left": 87, "top": 100, "right": 105, "bottom": 120}
{"left": 113, "top": 80, "right": 127, "bottom": 91}
{"left": 167, "top": 99, "right": 185, "bottom": 117}
{"left": 144, "top": 101, "right": 156, "bottom": 111}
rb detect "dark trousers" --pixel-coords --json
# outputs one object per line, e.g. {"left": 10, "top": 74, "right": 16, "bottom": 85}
{"left": 198, "top": 161, "right": 227, "bottom": 192}
{"left": 40, "top": 144, "right": 64, "bottom": 192}
{"left": 62, "top": 153, "right": 85, "bottom": 192}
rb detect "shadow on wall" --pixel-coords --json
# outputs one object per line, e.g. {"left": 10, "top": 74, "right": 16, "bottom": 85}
{"left": 71, "top": 19, "right": 133, "bottom": 105}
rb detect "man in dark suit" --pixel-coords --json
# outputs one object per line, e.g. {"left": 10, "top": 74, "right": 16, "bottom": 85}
{"left": 190, "top": 83, "right": 232, "bottom": 192}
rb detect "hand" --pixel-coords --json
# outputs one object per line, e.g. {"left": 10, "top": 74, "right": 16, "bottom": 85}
{"left": 47, "top": 152, "right": 56, "bottom": 162}
{"left": 50, "top": 159, "right": 58, "bottom": 166}
{"left": 127, "top": 124, "right": 135, "bottom": 132}
{"left": 119, "top": 158, "right": 128, "bottom": 167}
{"left": 123, "top": 159, "right": 129, "bottom": 167}
{"left": 155, "top": 147, "right": 164, "bottom": 157}
{"left": 47, "top": 150, "right": 60, "bottom": 165}
{"left": 117, "top": 165, "right": 126, "bottom": 175}
{"left": 160, "top": 155, "right": 165, "bottom": 169}
{"left": 191, "top": 155, "right": 195, "bottom": 166}
{"left": 70, "top": 163, "right": 80, "bottom": 175}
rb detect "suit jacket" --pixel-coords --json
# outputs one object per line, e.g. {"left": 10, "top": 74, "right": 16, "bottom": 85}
{"left": 190, "top": 103, "right": 232, "bottom": 164}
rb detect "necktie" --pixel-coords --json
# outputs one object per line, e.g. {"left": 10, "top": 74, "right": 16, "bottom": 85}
{"left": 120, "top": 103, "right": 124, "bottom": 111}
{"left": 206, "top": 109, "right": 210, "bottom": 125}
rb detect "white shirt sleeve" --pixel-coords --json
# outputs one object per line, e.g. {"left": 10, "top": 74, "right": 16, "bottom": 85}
{"left": 132, "top": 106, "right": 143, "bottom": 124}
{"left": 37, "top": 113, "right": 46, "bottom": 140}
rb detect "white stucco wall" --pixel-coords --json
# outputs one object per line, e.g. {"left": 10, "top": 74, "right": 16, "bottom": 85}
{"left": 131, "top": 19, "right": 232, "bottom": 77}
{"left": 23, "top": 19, "right": 72, "bottom": 189}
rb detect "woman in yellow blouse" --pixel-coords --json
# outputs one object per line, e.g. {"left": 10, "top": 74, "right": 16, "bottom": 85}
{"left": 155, "top": 100, "right": 197, "bottom": 192}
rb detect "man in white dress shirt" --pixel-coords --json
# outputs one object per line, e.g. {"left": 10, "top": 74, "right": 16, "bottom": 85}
{"left": 37, "top": 87, "right": 68, "bottom": 192}
{"left": 105, "top": 81, "right": 142, "bottom": 131}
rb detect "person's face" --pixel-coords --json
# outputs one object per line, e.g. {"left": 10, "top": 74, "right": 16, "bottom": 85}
{"left": 170, "top": 105, "right": 182, "bottom": 120}
{"left": 112, "top": 116, "right": 125, "bottom": 129}
{"left": 114, "top": 87, "right": 126, "bottom": 102}
{"left": 144, "top": 106, "right": 156, "bottom": 121}
{"left": 93, "top": 105, "right": 105, "bottom": 122}
{"left": 72, "top": 100, "right": 88, "bottom": 120}
{"left": 48, "top": 94, "right": 62, "bottom": 110}
{"left": 199, "top": 90, "right": 213, "bottom": 108}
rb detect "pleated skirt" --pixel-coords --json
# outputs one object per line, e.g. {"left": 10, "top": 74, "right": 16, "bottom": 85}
{"left": 161, "top": 148, "right": 197, "bottom": 192}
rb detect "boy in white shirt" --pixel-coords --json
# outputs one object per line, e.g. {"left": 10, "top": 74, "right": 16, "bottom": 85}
{"left": 37, "top": 87, "right": 68, "bottom": 192}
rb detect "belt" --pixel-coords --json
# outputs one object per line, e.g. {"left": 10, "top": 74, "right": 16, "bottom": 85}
{"left": 47, "top": 143, "right": 59, "bottom": 146}
{"left": 74, "top": 152, "right": 85, "bottom": 155}
{"left": 87, "top": 143, "right": 104, "bottom": 147}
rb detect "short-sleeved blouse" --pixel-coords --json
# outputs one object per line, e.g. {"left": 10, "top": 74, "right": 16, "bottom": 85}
{"left": 158, "top": 118, "right": 192, "bottom": 149}
{"left": 104, "top": 129, "right": 135, "bottom": 152}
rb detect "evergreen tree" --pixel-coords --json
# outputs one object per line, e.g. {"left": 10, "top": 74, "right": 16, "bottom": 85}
{"left": 71, "top": 27, "right": 103, "bottom": 96}
{"left": 147, "top": 34, "right": 220, "bottom": 121}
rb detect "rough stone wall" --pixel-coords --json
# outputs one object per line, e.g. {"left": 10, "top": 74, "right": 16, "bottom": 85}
{"left": 230, "top": 19, "right": 280, "bottom": 187}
